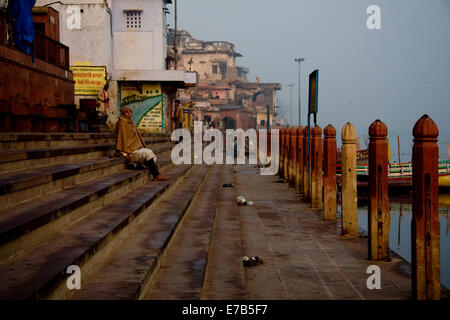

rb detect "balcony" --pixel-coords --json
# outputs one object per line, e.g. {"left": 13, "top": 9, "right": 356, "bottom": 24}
{"left": 33, "top": 32, "right": 69, "bottom": 70}
{"left": 0, "top": 9, "right": 69, "bottom": 70}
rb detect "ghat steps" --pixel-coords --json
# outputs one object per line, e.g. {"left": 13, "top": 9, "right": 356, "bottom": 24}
{"left": 0, "top": 132, "right": 209, "bottom": 299}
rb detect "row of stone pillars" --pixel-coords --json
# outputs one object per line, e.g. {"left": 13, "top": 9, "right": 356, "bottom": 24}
{"left": 273, "top": 114, "right": 441, "bottom": 300}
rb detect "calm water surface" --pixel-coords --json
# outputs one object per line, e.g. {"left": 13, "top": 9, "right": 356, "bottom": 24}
{"left": 356, "top": 194, "right": 450, "bottom": 290}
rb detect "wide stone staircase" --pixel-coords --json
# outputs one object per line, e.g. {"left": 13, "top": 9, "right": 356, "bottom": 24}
{"left": 0, "top": 132, "right": 228, "bottom": 300}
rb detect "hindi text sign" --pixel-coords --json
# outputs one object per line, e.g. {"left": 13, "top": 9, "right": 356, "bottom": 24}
{"left": 70, "top": 66, "right": 107, "bottom": 95}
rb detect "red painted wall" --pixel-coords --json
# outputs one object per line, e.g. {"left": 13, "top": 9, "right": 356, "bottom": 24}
{"left": 0, "top": 44, "right": 74, "bottom": 108}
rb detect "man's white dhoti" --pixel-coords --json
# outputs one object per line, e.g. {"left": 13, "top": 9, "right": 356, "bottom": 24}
{"left": 129, "top": 148, "right": 157, "bottom": 164}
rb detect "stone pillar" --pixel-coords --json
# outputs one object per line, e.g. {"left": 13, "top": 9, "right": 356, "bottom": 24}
{"left": 303, "top": 126, "right": 310, "bottom": 201}
{"left": 368, "top": 120, "right": 390, "bottom": 260}
{"left": 296, "top": 126, "right": 305, "bottom": 194}
{"left": 323, "top": 125, "right": 337, "bottom": 221}
{"left": 284, "top": 127, "right": 290, "bottom": 182}
{"left": 341, "top": 122, "right": 358, "bottom": 236}
{"left": 411, "top": 115, "right": 441, "bottom": 300}
{"left": 290, "top": 127, "right": 297, "bottom": 186}
{"left": 279, "top": 128, "right": 285, "bottom": 178}
{"left": 311, "top": 126, "right": 323, "bottom": 208}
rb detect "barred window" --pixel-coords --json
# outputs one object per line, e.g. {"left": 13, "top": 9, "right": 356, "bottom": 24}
{"left": 125, "top": 11, "right": 142, "bottom": 29}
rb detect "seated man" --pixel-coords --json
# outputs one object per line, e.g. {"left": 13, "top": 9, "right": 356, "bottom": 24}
{"left": 114, "top": 107, "right": 168, "bottom": 181}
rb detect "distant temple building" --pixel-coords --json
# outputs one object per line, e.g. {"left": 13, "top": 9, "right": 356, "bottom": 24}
{"left": 168, "top": 29, "right": 282, "bottom": 130}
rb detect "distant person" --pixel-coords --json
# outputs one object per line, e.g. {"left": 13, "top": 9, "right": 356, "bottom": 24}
{"left": 173, "top": 99, "right": 183, "bottom": 129}
{"left": 97, "top": 83, "right": 110, "bottom": 126}
{"left": 114, "top": 107, "right": 168, "bottom": 181}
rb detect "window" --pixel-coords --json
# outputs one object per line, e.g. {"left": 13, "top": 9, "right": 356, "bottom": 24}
{"left": 125, "top": 11, "right": 142, "bottom": 29}
{"left": 212, "top": 65, "right": 218, "bottom": 74}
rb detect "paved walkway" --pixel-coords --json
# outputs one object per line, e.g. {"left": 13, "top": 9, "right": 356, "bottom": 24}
{"left": 229, "top": 164, "right": 411, "bottom": 299}
{"left": 144, "top": 164, "right": 422, "bottom": 300}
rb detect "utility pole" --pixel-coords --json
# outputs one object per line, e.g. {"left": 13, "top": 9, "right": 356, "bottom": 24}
{"left": 294, "top": 57, "right": 305, "bottom": 126}
{"left": 288, "top": 83, "right": 294, "bottom": 125}
{"left": 174, "top": 0, "right": 178, "bottom": 70}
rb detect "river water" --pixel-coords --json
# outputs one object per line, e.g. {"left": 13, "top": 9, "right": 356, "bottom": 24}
{"left": 355, "top": 194, "right": 450, "bottom": 290}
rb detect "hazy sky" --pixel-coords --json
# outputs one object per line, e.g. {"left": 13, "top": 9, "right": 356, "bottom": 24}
{"left": 172, "top": 0, "right": 450, "bottom": 159}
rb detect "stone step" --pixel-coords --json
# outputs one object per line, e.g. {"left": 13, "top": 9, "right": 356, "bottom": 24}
{"left": 0, "top": 163, "right": 192, "bottom": 300}
{"left": 0, "top": 142, "right": 175, "bottom": 208}
{"left": 200, "top": 165, "right": 247, "bottom": 300}
{"left": 0, "top": 133, "right": 115, "bottom": 150}
{"left": 141, "top": 165, "right": 224, "bottom": 300}
{"left": 0, "top": 132, "right": 170, "bottom": 150}
{"left": 0, "top": 150, "right": 175, "bottom": 261}
{"left": 0, "top": 138, "right": 173, "bottom": 174}
{"left": 67, "top": 164, "right": 214, "bottom": 300}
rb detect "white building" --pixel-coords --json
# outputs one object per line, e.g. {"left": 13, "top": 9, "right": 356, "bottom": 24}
{"left": 36, "top": 0, "right": 196, "bottom": 133}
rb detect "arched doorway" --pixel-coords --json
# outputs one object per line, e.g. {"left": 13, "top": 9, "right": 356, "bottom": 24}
{"left": 252, "top": 91, "right": 265, "bottom": 103}
{"left": 222, "top": 116, "right": 236, "bottom": 130}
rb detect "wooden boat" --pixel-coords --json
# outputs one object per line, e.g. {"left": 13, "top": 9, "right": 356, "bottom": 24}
{"left": 354, "top": 160, "right": 450, "bottom": 188}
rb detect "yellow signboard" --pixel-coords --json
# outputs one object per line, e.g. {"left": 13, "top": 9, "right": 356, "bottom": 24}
{"left": 70, "top": 66, "right": 107, "bottom": 95}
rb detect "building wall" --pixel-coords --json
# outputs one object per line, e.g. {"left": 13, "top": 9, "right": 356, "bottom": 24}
{"left": 112, "top": 0, "right": 167, "bottom": 71}
{"left": 181, "top": 52, "right": 234, "bottom": 81}
{"left": 35, "top": 1, "right": 113, "bottom": 71}
{"left": 198, "top": 87, "right": 229, "bottom": 100}
{"left": 35, "top": 0, "right": 115, "bottom": 119}
{"left": 220, "top": 109, "right": 253, "bottom": 131}
{"left": 36, "top": 0, "right": 174, "bottom": 128}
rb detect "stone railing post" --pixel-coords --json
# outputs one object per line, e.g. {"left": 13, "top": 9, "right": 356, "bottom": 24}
{"left": 279, "top": 127, "right": 285, "bottom": 178}
{"left": 411, "top": 114, "right": 441, "bottom": 300}
{"left": 303, "top": 127, "right": 310, "bottom": 202}
{"left": 368, "top": 120, "right": 390, "bottom": 260}
{"left": 311, "top": 126, "right": 323, "bottom": 208}
{"left": 341, "top": 122, "right": 358, "bottom": 236}
{"left": 323, "top": 124, "right": 337, "bottom": 221}
{"left": 284, "top": 127, "right": 291, "bottom": 182}
{"left": 289, "top": 127, "right": 298, "bottom": 186}
{"left": 296, "top": 126, "right": 305, "bottom": 194}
